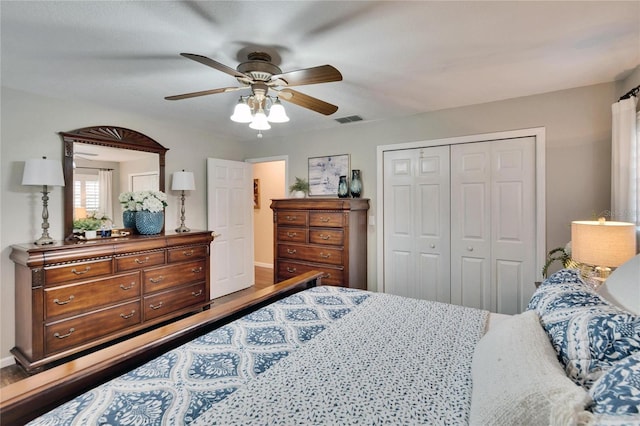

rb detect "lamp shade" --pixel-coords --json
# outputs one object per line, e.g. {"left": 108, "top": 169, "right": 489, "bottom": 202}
{"left": 171, "top": 171, "right": 195, "bottom": 191}
{"left": 571, "top": 220, "right": 637, "bottom": 267}
{"left": 22, "top": 157, "right": 64, "bottom": 186}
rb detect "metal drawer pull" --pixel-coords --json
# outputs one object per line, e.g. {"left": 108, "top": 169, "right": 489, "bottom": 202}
{"left": 287, "top": 267, "right": 297, "bottom": 273}
{"left": 119, "top": 282, "right": 135, "bottom": 290}
{"left": 53, "top": 295, "right": 75, "bottom": 305}
{"left": 192, "top": 290, "right": 203, "bottom": 297}
{"left": 71, "top": 266, "right": 90, "bottom": 275}
{"left": 120, "top": 310, "right": 136, "bottom": 319}
{"left": 149, "top": 276, "right": 165, "bottom": 283}
{"left": 319, "top": 217, "right": 331, "bottom": 222}
{"left": 135, "top": 256, "right": 150, "bottom": 264}
{"left": 286, "top": 232, "right": 297, "bottom": 237}
{"left": 319, "top": 234, "right": 331, "bottom": 240}
{"left": 285, "top": 215, "right": 297, "bottom": 221}
{"left": 319, "top": 252, "right": 331, "bottom": 259}
{"left": 182, "top": 249, "right": 194, "bottom": 257}
{"left": 54, "top": 328, "right": 75, "bottom": 339}
{"left": 150, "top": 302, "right": 163, "bottom": 310}
{"left": 192, "top": 267, "right": 203, "bottom": 273}
{"left": 287, "top": 248, "right": 297, "bottom": 255}
{"left": 322, "top": 273, "right": 332, "bottom": 279}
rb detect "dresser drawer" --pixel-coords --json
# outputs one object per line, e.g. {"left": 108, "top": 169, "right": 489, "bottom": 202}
{"left": 143, "top": 260, "right": 206, "bottom": 293}
{"left": 278, "top": 261, "right": 344, "bottom": 286}
{"left": 309, "top": 212, "right": 344, "bottom": 227}
{"left": 276, "top": 210, "right": 308, "bottom": 226}
{"left": 115, "top": 251, "right": 165, "bottom": 272}
{"left": 143, "top": 282, "right": 206, "bottom": 321}
{"left": 167, "top": 245, "right": 208, "bottom": 263}
{"left": 45, "top": 259, "right": 112, "bottom": 285}
{"left": 44, "top": 272, "right": 140, "bottom": 320}
{"left": 309, "top": 229, "right": 344, "bottom": 246}
{"left": 277, "top": 227, "right": 307, "bottom": 243}
{"left": 45, "top": 301, "right": 141, "bottom": 355}
{"left": 278, "top": 244, "right": 343, "bottom": 266}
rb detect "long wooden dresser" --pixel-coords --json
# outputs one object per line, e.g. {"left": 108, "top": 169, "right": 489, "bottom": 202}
{"left": 10, "top": 230, "right": 213, "bottom": 372}
{"left": 271, "top": 198, "right": 369, "bottom": 289}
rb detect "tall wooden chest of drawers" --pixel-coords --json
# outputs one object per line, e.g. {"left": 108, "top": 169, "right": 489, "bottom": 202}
{"left": 10, "top": 231, "right": 213, "bottom": 372}
{"left": 271, "top": 198, "right": 369, "bottom": 289}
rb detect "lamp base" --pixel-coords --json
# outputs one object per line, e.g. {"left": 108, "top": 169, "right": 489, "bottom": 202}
{"left": 34, "top": 235, "right": 55, "bottom": 245}
{"left": 175, "top": 224, "right": 191, "bottom": 233}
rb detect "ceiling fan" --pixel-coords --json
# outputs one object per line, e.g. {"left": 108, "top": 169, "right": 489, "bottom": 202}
{"left": 165, "top": 52, "right": 343, "bottom": 116}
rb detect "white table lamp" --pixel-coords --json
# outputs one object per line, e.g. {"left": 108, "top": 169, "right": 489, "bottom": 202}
{"left": 22, "top": 157, "right": 65, "bottom": 245}
{"left": 172, "top": 170, "right": 195, "bottom": 232}
{"left": 571, "top": 218, "right": 637, "bottom": 288}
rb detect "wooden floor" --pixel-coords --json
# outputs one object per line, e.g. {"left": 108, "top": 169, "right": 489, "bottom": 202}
{"left": 0, "top": 266, "right": 275, "bottom": 388}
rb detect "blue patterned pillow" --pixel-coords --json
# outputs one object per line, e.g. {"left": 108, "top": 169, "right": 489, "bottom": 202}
{"left": 541, "top": 305, "right": 640, "bottom": 388}
{"left": 588, "top": 351, "right": 640, "bottom": 419}
{"left": 528, "top": 269, "right": 608, "bottom": 316}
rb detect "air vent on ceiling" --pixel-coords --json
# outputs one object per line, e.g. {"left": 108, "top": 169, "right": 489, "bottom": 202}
{"left": 335, "top": 115, "right": 363, "bottom": 124}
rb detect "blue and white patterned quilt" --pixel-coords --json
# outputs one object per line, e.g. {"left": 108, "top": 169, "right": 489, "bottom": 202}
{"left": 29, "top": 286, "right": 488, "bottom": 425}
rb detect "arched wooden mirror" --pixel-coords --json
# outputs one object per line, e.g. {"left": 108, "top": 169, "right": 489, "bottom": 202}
{"left": 60, "top": 126, "right": 168, "bottom": 240}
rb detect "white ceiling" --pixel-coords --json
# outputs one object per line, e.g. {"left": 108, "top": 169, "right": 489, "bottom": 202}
{"left": 2, "top": 1, "right": 639, "bottom": 143}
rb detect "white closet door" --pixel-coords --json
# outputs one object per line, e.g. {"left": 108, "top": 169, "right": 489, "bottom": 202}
{"left": 450, "top": 143, "right": 492, "bottom": 310}
{"left": 450, "top": 138, "right": 536, "bottom": 313}
{"left": 383, "top": 147, "right": 450, "bottom": 301}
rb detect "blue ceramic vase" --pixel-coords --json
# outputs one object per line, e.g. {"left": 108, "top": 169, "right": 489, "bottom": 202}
{"left": 135, "top": 211, "right": 164, "bottom": 235}
{"left": 122, "top": 210, "right": 136, "bottom": 229}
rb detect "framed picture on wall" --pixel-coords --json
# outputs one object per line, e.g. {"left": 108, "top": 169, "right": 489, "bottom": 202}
{"left": 253, "top": 179, "right": 260, "bottom": 209}
{"left": 308, "top": 154, "right": 350, "bottom": 196}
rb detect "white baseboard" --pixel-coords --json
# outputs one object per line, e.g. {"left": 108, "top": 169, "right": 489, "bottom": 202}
{"left": 254, "top": 262, "right": 273, "bottom": 269}
{"left": 1, "top": 355, "right": 15, "bottom": 369}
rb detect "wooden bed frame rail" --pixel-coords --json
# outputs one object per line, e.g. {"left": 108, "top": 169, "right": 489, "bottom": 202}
{"left": 0, "top": 271, "right": 324, "bottom": 425}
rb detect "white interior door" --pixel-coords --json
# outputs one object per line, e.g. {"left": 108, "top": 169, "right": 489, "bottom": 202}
{"left": 207, "top": 158, "right": 254, "bottom": 299}
{"left": 383, "top": 146, "right": 451, "bottom": 301}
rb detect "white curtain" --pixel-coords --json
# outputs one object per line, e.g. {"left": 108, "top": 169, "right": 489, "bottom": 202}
{"left": 611, "top": 96, "right": 639, "bottom": 226}
{"left": 98, "top": 169, "right": 114, "bottom": 223}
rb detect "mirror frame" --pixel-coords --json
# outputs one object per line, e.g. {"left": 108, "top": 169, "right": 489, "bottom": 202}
{"left": 60, "top": 126, "right": 168, "bottom": 240}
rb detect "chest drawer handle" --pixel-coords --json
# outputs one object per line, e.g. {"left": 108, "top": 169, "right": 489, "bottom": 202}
{"left": 322, "top": 273, "right": 332, "bottom": 279}
{"left": 182, "top": 249, "right": 195, "bottom": 257}
{"left": 319, "top": 234, "right": 331, "bottom": 240}
{"left": 287, "top": 248, "right": 297, "bottom": 255}
{"left": 120, "top": 310, "right": 136, "bottom": 319}
{"left": 149, "top": 276, "right": 164, "bottom": 283}
{"left": 135, "top": 256, "right": 150, "bottom": 264}
{"left": 287, "top": 267, "right": 297, "bottom": 273}
{"left": 192, "top": 289, "right": 203, "bottom": 297}
{"left": 192, "top": 266, "right": 203, "bottom": 273}
{"left": 149, "top": 302, "right": 163, "bottom": 310}
{"left": 319, "top": 217, "right": 331, "bottom": 222}
{"left": 285, "top": 215, "right": 297, "bottom": 221}
{"left": 319, "top": 252, "right": 331, "bottom": 259}
{"left": 119, "top": 282, "right": 135, "bottom": 290}
{"left": 53, "top": 295, "right": 75, "bottom": 305}
{"left": 71, "top": 266, "right": 90, "bottom": 275}
{"left": 286, "top": 232, "right": 297, "bottom": 238}
{"left": 54, "top": 328, "right": 75, "bottom": 339}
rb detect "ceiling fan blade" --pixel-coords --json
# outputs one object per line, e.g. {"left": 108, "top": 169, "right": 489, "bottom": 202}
{"left": 272, "top": 65, "right": 342, "bottom": 87}
{"left": 165, "top": 86, "right": 243, "bottom": 101}
{"left": 180, "top": 53, "right": 253, "bottom": 80}
{"left": 278, "top": 89, "right": 338, "bottom": 115}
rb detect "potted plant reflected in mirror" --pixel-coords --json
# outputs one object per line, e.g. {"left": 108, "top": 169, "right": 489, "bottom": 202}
{"left": 73, "top": 217, "right": 101, "bottom": 239}
{"left": 289, "top": 177, "right": 310, "bottom": 198}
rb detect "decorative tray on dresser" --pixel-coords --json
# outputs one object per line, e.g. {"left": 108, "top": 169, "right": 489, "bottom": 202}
{"left": 270, "top": 198, "right": 369, "bottom": 289}
{"left": 10, "top": 230, "right": 213, "bottom": 372}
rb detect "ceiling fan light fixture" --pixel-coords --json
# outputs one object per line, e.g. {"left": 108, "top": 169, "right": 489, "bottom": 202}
{"left": 230, "top": 98, "right": 252, "bottom": 123}
{"left": 267, "top": 98, "right": 289, "bottom": 123}
{"left": 249, "top": 108, "right": 271, "bottom": 130}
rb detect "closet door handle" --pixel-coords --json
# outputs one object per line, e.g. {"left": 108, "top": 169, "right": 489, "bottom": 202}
{"left": 467, "top": 246, "right": 474, "bottom": 252}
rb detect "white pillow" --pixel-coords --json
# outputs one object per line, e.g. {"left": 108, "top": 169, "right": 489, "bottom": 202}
{"left": 469, "top": 310, "right": 591, "bottom": 426}
{"left": 599, "top": 254, "right": 640, "bottom": 314}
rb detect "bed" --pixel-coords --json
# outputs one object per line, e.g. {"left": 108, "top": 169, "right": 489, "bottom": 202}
{"left": 2, "top": 258, "right": 639, "bottom": 425}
